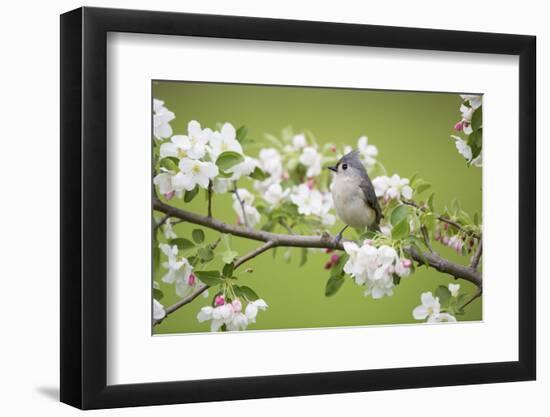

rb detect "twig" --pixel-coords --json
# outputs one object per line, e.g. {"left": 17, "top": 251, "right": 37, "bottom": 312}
{"left": 421, "top": 225, "right": 434, "bottom": 253}
{"left": 402, "top": 200, "right": 481, "bottom": 240}
{"left": 207, "top": 181, "right": 213, "bottom": 218}
{"left": 235, "top": 241, "right": 276, "bottom": 268}
{"left": 458, "top": 288, "right": 482, "bottom": 310}
{"left": 154, "top": 214, "right": 170, "bottom": 231}
{"left": 154, "top": 240, "right": 276, "bottom": 326}
{"left": 470, "top": 238, "right": 483, "bottom": 270}
{"left": 232, "top": 187, "right": 249, "bottom": 227}
{"left": 278, "top": 219, "right": 295, "bottom": 235}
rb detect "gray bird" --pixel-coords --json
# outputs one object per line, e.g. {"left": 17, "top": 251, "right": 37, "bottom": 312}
{"left": 328, "top": 150, "right": 382, "bottom": 241}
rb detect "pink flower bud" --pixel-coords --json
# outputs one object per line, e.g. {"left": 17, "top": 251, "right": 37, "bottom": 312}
{"left": 443, "top": 223, "right": 449, "bottom": 230}
{"left": 187, "top": 273, "right": 196, "bottom": 286}
{"left": 454, "top": 120, "right": 464, "bottom": 131}
{"left": 282, "top": 171, "right": 290, "bottom": 180}
{"left": 306, "top": 178, "right": 315, "bottom": 190}
{"left": 330, "top": 145, "right": 337, "bottom": 153}
{"left": 324, "top": 261, "right": 333, "bottom": 270}
{"left": 164, "top": 191, "right": 175, "bottom": 200}
{"left": 330, "top": 254, "right": 340, "bottom": 264}
{"left": 232, "top": 299, "right": 242, "bottom": 312}
{"left": 402, "top": 259, "right": 412, "bottom": 268}
{"left": 442, "top": 236, "right": 449, "bottom": 245}
{"left": 214, "top": 295, "right": 225, "bottom": 306}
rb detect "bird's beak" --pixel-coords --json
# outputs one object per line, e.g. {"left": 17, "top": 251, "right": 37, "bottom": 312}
{"left": 327, "top": 165, "right": 337, "bottom": 172}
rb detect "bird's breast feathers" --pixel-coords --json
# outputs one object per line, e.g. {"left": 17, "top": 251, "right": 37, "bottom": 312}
{"left": 331, "top": 176, "right": 376, "bottom": 229}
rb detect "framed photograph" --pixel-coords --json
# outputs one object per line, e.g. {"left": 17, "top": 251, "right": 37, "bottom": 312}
{"left": 60, "top": 6, "right": 536, "bottom": 409}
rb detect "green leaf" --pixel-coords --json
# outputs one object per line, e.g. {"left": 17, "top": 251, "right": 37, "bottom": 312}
{"left": 221, "top": 250, "right": 238, "bottom": 264}
{"left": 390, "top": 205, "right": 409, "bottom": 226}
{"left": 215, "top": 151, "right": 244, "bottom": 171}
{"left": 415, "top": 181, "right": 431, "bottom": 195}
{"left": 392, "top": 274, "right": 401, "bottom": 286}
{"left": 184, "top": 186, "right": 199, "bottom": 203}
{"left": 473, "top": 212, "right": 479, "bottom": 225}
{"left": 325, "top": 274, "right": 345, "bottom": 297}
{"left": 192, "top": 229, "right": 205, "bottom": 244}
{"left": 249, "top": 166, "right": 269, "bottom": 181}
{"left": 222, "top": 263, "right": 234, "bottom": 278}
{"left": 198, "top": 247, "right": 215, "bottom": 262}
{"left": 471, "top": 106, "right": 482, "bottom": 131}
{"left": 237, "top": 285, "right": 260, "bottom": 301}
{"left": 435, "top": 285, "right": 452, "bottom": 308}
{"left": 160, "top": 157, "right": 179, "bottom": 172}
{"left": 153, "top": 287, "right": 164, "bottom": 301}
{"left": 169, "top": 238, "right": 195, "bottom": 250}
{"left": 194, "top": 270, "right": 222, "bottom": 286}
{"left": 467, "top": 128, "right": 482, "bottom": 160}
{"left": 427, "top": 193, "right": 435, "bottom": 211}
{"left": 299, "top": 248, "right": 308, "bottom": 267}
{"left": 392, "top": 218, "right": 410, "bottom": 240}
{"left": 236, "top": 125, "right": 248, "bottom": 142}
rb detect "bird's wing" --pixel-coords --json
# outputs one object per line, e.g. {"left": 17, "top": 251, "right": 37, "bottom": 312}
{"left": 359, "top": 178, "right": 382, "bottom": 227}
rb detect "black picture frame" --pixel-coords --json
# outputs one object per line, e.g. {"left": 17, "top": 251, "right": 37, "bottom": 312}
{"left": 60, "top": 6, "right": 536, "bottom": 410}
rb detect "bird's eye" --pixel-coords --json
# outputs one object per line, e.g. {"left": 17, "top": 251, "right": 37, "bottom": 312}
{"left": 342, "top": 163, "right": 348, "bottom": 170}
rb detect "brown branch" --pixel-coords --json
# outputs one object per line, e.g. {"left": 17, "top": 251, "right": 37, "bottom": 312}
{"left": 235, "top": 241, "right": 276, "bottom": 268}
{"left": 207, "top": 181, "right": 213, "bottom": 218}
{"left": 470, "top": 238, "right": 483, "bottom": 270}
{"left": 458, "top": 288, "right": 482, "bottom": 310}
{"left": 402, "top": 200, "right": 481, "bottom": 240}
{"left": 153, "top": 197, "right": 482, "bottom": 287}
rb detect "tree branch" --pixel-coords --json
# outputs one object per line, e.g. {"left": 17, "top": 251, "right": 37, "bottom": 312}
{"left": 402, "top": 200, "right": 481, "bottom": 240}
{"left": 470, "top": 238, "right": 483, "bottom": 270}
{"left": 207, "top": 181, "right": 213, "bottom": 218}
{"left": 232, "top": 187, "right": 249, "bottom": 227}
{"left": 153, "top": 197, "right": 482, "bottom": 289}
{"left": 153, "top": 240, "right": 277, "bottom": 327}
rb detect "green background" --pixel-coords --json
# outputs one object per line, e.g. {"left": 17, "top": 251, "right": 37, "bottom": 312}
{"left": 152, "top": 81, "right": 482, "bottom": 334}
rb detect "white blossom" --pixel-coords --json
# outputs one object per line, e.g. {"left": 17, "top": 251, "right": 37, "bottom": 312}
{"left": 460, "top": 94, "right": 482, "bottom": 110}
{"left": 450, "top": 135, "right": 472, "bottom": 161}
{"left": 412, "top": 292, "right": 441, "bottom": 320}
{"left": 153, "top": 99, "right": 175, "bottom": 140}
{"left": 264, "top": 182, "right": 290, "bottom": 206}
{"left": 289, "top": 184, "right": 334, "bottom": 225}
{"left": 161, "top": 218, "right": 178, "bottom": 240}
{"left": 153, "top": 171, "right": 177, "bottom": 197}
{"left": 373, "top": 174, "right": 413, "bottom": 202}
{"left": 357, "top": 136, "right": 378, "bottom": 168}
{"left": 448, "top": 283, "right": 460, "bottom": 297}
{"left": 427, "top": 313, "right": 457, "bottom": 323}
{"left": 245, "top": 299, "right": 269, "bottom": 323}
{"left": 197, "top": 298, "right": 268, "bottom": 332}
{"left": 258, "top": 148, "right": 283, "bottom": 178}
{"left": 208, "top": 122, "right": 243, "bottom": 161}
{"left": 226, "top": 156, "right": 258, "bottom": 181}
{"left": 153, "top": 299, "right": 166, "bottom": 320}
{"left": 159, "top": 244, "right": 198, "bottom": 297}
{"left": 160, "top": 120, "right": 211, "bottom": 160}
{"left": 172, "top": 158, "right": 218, "bottom": 191}
{"left": 212, "top": 177, "right": 232, "bottom": 194}
{"left": 292, "top": 134, "right": 307, "bottom": 150}
{"left": 299, "top": 146, "right": 322, "bottom": 178}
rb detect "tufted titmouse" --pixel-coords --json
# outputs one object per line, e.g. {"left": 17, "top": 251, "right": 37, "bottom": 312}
{"left": 328, "top": 150, "right": 382, "bottom": 241}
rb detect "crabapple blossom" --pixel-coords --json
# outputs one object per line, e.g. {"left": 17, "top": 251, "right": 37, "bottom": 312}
{"left": 290, "top": 184, "right": 335, "bottom": 226}
{"left": 263, "top": 182, "right": 290, "bottom": 206}
{"left": 427, "top": 313, "right": 457, "bottom": 323}
{"left": 153, "top": 299, "right": 166, "bottom": 321}
{"left": 394, "top": 258, "right": 412, "bottom": 278}
{"left": 159, "top": 244, "right": 197, "bottom": 297}
{"left": 450, "top": 135, "right": 473, "bottom": 161}
{"left": 373, "top": 174, "right": 413, "bottom": 202}
{"left": 448, "top": 283, "right": 460, "bottom": 297}
{"left": 292, "top": 133, "right": 307, "bottom": 150}
{"left": 161, "top": 218, "right": 178, "bottom": 240}
{"left": 153, "top": 99, "right": 175, "bottom": 140}
{"left": 208, "top": 122, "right": 243, "bottom": 161}
{"left": 299, "top": 146, "right": 322, "bottom": 177}
{"left": 412, "top": 292, "right": 441, "bottom": 320}
{"left": 258, "top": 148, "right": 283, "bottom": 177}
{"left": 460, "top": 94, "right": 482, "bottom": 110}
{"left": 357, "top": 136, "right": 378, "bottom": 168}
{"left": 160, "top": 120, "right": 211, "bottom": 160}
{"left": 153, "top": 171, "right": 178, "bottom": 197}
{"left": 173, "top": 158, "right": 218, "bottom": 191}
{"left": 197, "top": 298, "right": 268, "bottom": 331}
{"left": 226, "top": 156, "right": 258, "bottom": 181}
